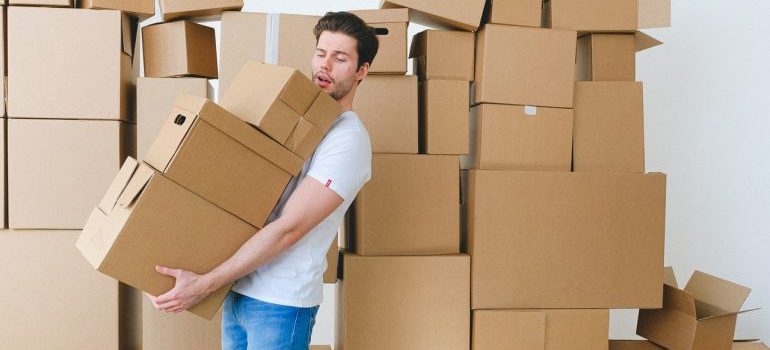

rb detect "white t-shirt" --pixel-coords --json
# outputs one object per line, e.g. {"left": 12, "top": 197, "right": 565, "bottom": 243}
{"left": 232, "top": 110, "right": 371, "bottom": 307}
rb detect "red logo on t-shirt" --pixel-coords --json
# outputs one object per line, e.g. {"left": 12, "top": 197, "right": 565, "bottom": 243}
{"left": 325, "top": 179, "right": 332, "bottom": 187}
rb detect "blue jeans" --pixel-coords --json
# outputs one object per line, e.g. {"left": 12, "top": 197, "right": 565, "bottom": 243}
{"left": 222, "top": 292, "right": 319, "bottom": 350}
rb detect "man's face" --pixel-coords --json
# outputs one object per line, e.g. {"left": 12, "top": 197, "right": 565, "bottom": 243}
{"left": 312, "top": 31, "right": 362, "bottom": 101}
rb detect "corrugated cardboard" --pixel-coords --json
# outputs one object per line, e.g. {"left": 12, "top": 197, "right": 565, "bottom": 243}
{"left": 350, "top": 154, "right": 459, "bottom": 256}
{"left": 733, "top": 342, "right": 770, "bottom": 350}
{"left": 473, "top": 25, "right": 576, "bottom": 108}
{"left": 380, "top": 0, "right": 486, "bottom": 32}
{"left": 577, "top": 33, "right": 662, "bottom": 81}
{"left": 77, "top": 159, "right": 257, "bottom": 319}
{"left": 467, "top": 170, "right": 666, "bottom": 309}
{"left": 142, "top": 20, "right": 218, "bottom": 79}
{"left": 8, "top": 119, "right": 133, "bottom": 229}
{"left": 142, "top": 295, "right": 222, "bottom": 350}
{"left": 461, "top": 104, "right": 573, "bottom": 171}
{"left": 79, "top": 0, "right": 155, "bottom": 16}
{"left": 324, "top": 237, "right": 339, "bottom": 284}
{"left": 336, "top": 254, "right": 470, "bottom": 350}
{"left": 9, "top": 0, "right": 72, "bottom": 6}
{"left": 7, "top": 7, "right": 134, "bottom": 121}
{"left": 353, "top": 75, "right": 418, "bottom": 153}
{"left": 545, "top": 0, "right": 671, "bottom": 32}
{"left": 0, "top": 230, "right": 119, "bottom": 350}
{"left": 419, "top": 79, "right": 469, "bottom": 155}
{"left": 136, "top": 77, "right": 208, "bottom": 160}
{"left": 473, "top": 309, "right": 609, "bottom": 350}
{"left": 145, "top": 95, "right": 302, "bottom": 228}
{"left": 573, "top": 82, "right": 645, "bottom": 172}
{"left": 610, "top": 340, "right": 665, "bottom": 350}
{"left": 219, "top": 12, "right": 320, "bottom": 96}
{"left": 637, "top": 268, "right": 757, "bottom": 350}
{"left": 351, "top": 9, "right": 409, "bottom": 74}
{"left": 410, "top": 29, "right": 474, "bottom": 81}
{"left": 160, "top": 0, "right": 243, "bottom": 21}
{"left": 488, "top": 0, "right": 543, "bottom": 27}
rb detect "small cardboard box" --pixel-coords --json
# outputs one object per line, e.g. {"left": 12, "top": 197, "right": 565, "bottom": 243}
{"left": 488, "top": 0, "right": 543, "bottom": 28}
{"left": 473, "top": 309, "right": 609, "bottom": 350}
{"left": 351, "top": 9, "right": 409, "bottom": 75}
{"left": 160, "top": 0, "right": 243, "bottom": 21}
{"left": 419, "top": 79, "right": 469, "bottom": 155}
{"left": 9, "top": 0, "right": 72, "bottom": 6}
{"left": 410, "top": 29, "right": 474, "bottom": 81}
{"left": 353, "top": 75, "right": 418, "bottom": 153}
{"left": 141, "top": 294, "right": 222, "bottom": 350}
{"left": 380, "top": 0, "right": 486, "bottom": 32}
{"left": 461, "top": 104, "right": 573, "bottom": 171}
{"left": 324, "top": 237, "right": 339, "bottom": 284}
{"left": 474, "top": 25, "right": 576, "bottom": 108}
{"left": 545, "top": 0, "right": 671, "bottom": 32}
{"left": 610, "top": 340, "right": 665, "bottom": 350}
{"left": 79, "top": 0, "right": 155, "bottom": 16}
{"left": 637, "top": 268, "right": 757, "bottom": 350}
{"left": 142, "top": 20, "right": 218, "bottom": 79}
{"left": 350, "top": 154, "right": 459, "bottom": 256}
{"left": 577, "top": 33, "right": 662, "bottom": 81}
{"left": 336, "top": 253, "right": 470, "bottom": 350}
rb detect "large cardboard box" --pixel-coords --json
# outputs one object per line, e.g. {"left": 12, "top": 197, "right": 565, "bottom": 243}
{"left": 8, "top": 7, "right": 134, "bottom": 121}
{"left": 350, "top": 154, "right": 459, "bottom": 256}
{"left": 136, "top": 77, "right": 209, "bottom": 160}
{"left": 461, "top": 104, "right": 573, "bottom": 171}
{"left": 466, "top": 170, "right": 666, "bottom": 309}
{"left": 380, "top": 0, "right": 486, "bottom": 32}
{"left": 0, "top": 230, "right": 119, "bottom": 350}
{"left": 219, "top": 11, "right": 319, "bottom": 96}
{"left": 573, "top": 82, "right": 644, "bottom": 173}
{"left": 8, "top": 119, "right": 133, "bottom": 229}
{"left": 142, "top": 295, "right": 223, "bottom": 350}
{"left": 577, "top": 33, "right": 662, "bottom": 81}
{"left": 473, "top": 25, "right": 576, "bottom": 108}
{"left": 142, "top": 20, "right": 218, "bottom": 79}
{"left": 160, "top": 0, "right": 243, "bottom": 21}
{"left": 79, "top": 0, "right": 155, "bottom": 16}
{"left": 336, "top": 254, "right": 470, "bottom": 350}
{"left": 77, "top": 158, "right": 257, "bottom": 319}
{"left": 9, "top": 0, "right": 72, "bottom": 6}
{"left": 610, "top": 340, "right": 665, "bottom": 350}
{"left": 545, "top": 0, "right": 671, "bottom": 32}
{"left": 473, "top": 309, "right": 609, "bottom": 350}
{"left": 324, "top": 237, "right": 339, "bottom": 283}
{"left": 419, "top": 79, "right": 469, "bottom": 155}
{"left": 354, "top": 75, "right": 418, "bottom": 153}
{"left": 410, "top": 29, "right": 474, "bottom": 81}
{"left": 351, "top": 9, "right": 409, "bottom": 75}
{"left": 637, "top": 268, "right": 756, "bottom": 350}
{"left": 488, "top": 0, "right": 542, "bottom": 27}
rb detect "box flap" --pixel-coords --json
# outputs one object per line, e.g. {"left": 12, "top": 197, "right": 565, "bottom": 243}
{"left": 635, "top": 31, "right": 663, "bottom": 51}
{"left": 76, "top": 207, "right": 112, "bottom": 269}
{"left": 117, "top": 163, "right": 157, "bottom": 208}
{"left": 663, "top": 284, "right": 698, "bottom": 317}
{"left": 664, "top": 266, "right": 678, "bottom": 288}
{"left": 685, "top": 270, "right": 751, "bottom": 316}
{"left": 280, "top": 71, "right": 320, "bottom": 116}
{"left": 302, "top": 90, "right": 342, "bottom": 131}
{"left": 98, "top": 157, "right": 140, "bottom": 213}
{"left": 351, "top": 8, "right": 409, "bottom": 23}
{"left": 121, "top": 13, "right": 136, "bottom": 57}
{"left": 698, "top": 307, "right": 761, "bottom": 321}
{"left": 408, "top": 29, "right": 427, "bottom": 59}
{"left": 638, "top": 0, "right": 671, "bottom": 29}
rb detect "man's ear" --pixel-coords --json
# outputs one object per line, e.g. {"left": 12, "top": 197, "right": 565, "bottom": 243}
{"left": 356, "top": 62, "right": 370, "bottom": 82}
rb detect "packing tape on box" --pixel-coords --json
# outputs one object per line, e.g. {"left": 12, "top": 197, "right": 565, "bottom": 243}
{"left": 265, "top": 13, "right": 281, "bottom": 65}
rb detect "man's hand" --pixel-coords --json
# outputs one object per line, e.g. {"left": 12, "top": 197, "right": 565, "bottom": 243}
{"left": 148, "top": 265, "right": 213, "bottom": 313}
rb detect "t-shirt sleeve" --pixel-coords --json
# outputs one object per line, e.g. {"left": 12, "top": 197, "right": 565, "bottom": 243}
{"left": 305, "top": 127, "right": 372, "bottom": 202}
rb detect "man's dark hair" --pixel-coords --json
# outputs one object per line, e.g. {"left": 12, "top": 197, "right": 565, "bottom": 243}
{"left": 314, "top": 11, "right": 379, "bottom": 70}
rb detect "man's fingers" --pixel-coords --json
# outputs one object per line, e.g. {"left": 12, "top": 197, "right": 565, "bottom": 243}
{"left": 155, "top": 265, "right": 181, "bottom": 278}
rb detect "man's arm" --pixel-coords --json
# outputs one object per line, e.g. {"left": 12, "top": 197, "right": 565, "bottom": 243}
{"left": 149, "top": 176, "right": 344, "bottom": 313}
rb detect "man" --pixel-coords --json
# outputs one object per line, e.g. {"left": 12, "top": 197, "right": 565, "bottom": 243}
{"left": 147, "top": 11, "right": 378, "bottom": 350}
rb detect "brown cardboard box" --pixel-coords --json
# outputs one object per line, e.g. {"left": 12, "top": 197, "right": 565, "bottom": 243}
{"left": 9, "top": 0, "right": 72, "bottom": 6}
{"left": 473, "top": 309, "right": 609, "bottom": 350}
{"left": 80, "top": 0, "right": 155, "bottom": 16}
{"left": 733, "top": 343, "right": 770, "bottom": 350}
{"left": 160, "top": 0, "right": 243, "bottom": 21}
{"left": 350, "top": 154, "right": 459, "bottom": 255}
{"left": 136, "top": 77, "right": 208, "bottom": 160}
{"left": 8, "top": 119, "right": 133, "bottom": 229}
{"left": 461, "top": 104, "right": 573, "bottom": 171}
{"left": 7, "top": 7, "right": 134, "bottom": 121}
{"left": 419, "top": 79, "right": 469, "bottom": 155}
{"left": 144, "top": 95, "right": 302, "bottom": 228}
{"left": 545, "top": 0, "right": 671, "bottom": 32}
{"left": 380, "top": 0, "right": 486, "bottom": 32}
{"left": 324, "top": 237, "right": 339, "bottom": 283}
{"left": 336, "top": 254, "right": 470, "bottom": 350}
{"left": 610, "top": 340, "right": 665, "bottom": 350}
{"left": 310, "top": 346, "right": 332, "bottom": 350}
{"left": 0, "top": 230, "right": 119, "bottom": 350}
{"left": 219, "top": 12, "right": 320, "bottom": 96}
{"left": 410, "top": 29, "right": 474, "bottom": 81}
{"left": 573, "top": 82, "right": 644, "bottom": 173}
{"left": 354, "top": 75, "right": 418, "bottom": 153}
{"left": 488, "top": 0, "right": 543, "bottom": 27}
{"left": 142, "top": 295, "right": 223, "bottom": 350}
{"left": 637, "top": 268, "right": 757, "bottom": 350}
{"left": 142, "top": 20, "right": 218, "bottom": 79}
{"left": 577, "top": 33, "right": 662, "bottom": 81}
{"left": 474, "top": 25, "right": 576, "bottom": 108}
{"left": 467, "top": 170, "right": 666, "bottom": 309}
{"left": 77, "top": 158, "right": 257, "bottom": 319}
{"left": 351, "top": 9, "right": 409, "bottom": 74}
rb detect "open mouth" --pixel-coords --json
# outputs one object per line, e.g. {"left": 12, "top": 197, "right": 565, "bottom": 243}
{"left": 315, "top": 73, "right": 333, "bottom": 88}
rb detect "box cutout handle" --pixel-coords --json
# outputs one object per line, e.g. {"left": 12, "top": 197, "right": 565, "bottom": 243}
{"left": 524, "top": 106, "right": 538, "bottom": 116}
{"left": 375, "top": 27, "right": 390, "bottom": 36}
{"left": 174, "top": 114, "right": 187, "bottom": 125}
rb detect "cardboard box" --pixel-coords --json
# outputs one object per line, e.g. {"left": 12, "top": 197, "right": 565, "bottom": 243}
{"left": 142, "top": 20, "right": 218, "bottom": 79}
{"left": 350, "top": 154, "right": 459, "bottom": 256}
{"left": 351, "top": 9, "right": 409, "bottom": 74}
{"left": 573, "top": 82, "right": 645, "bottom": 172}
{"left": 419, "top": 79, "right": 469, "bottom": 155}
{"left": 380, "top": 0, "right": 486, "bottom": 32}
{"left": 324, "top": 237, "right": 339, "bottom": 283}
{"left": 473, "top": 25, "right": 576, "bottom": 108}
{"left": 0, "top": 230, "right": 119, "bottom": 350}
{"left": 488, "top": 0, "right": 543, "bottom": 27}
{"left": 219, "top": 12, "right": 320, "bottom": 96}
{"left": 144, "top": 95, "right": 302, "bottom": 228}
{"left": 336, "top": 254, "right": 470, "bottom": 350}
{"left": 610, "top": 340, "right": 665, "bottom": 350}
{"left": 637, "top": 268, "right": 757, "bottom": 350}
{"left": 733, "top": 343, "right": 770, "bottom": 350}
{"left": 473, "top": 309, "right": 609, "bottom": 350}
{"left": 461, "top": 104, "right": 573, "bottom": 171}
{"left": 79, "top": 0, "right": 155, "bottom": 16}
{"left": 77, "top": 158, "right": 257, "bottom": 319}
{"left": 545, "top": 0, "right": 671, "bottom": 32}
{"left": 8, "top": 119, "right": 133, "bottom": 229}
{"left": 142, "top": 294, "right": 223, "bottom": 350}
{"left": 7, "top": 7, "right": 134, "bottom": 121}
{"left": 310, "top": 346, "right": 332, "bottom": 350}
{"left": 136, "top": 77, "right": 208, "bottom": 160}
{"left": 9, "top": 0, "right": 72, "bottom": 6}
{"left": 160, "top": 0, "right": 243, "bottom": 21}
{"left": 577, "top": 33, "right": 662, "bottom": 81}
{"left": 353, "top": 75, "right": 418, "bottom": 153}
{"left": 410, "top": 29, "right": 474, "bottom": 81}
{"left": 466, "top": 170, "right": 666, "bottom": 309}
